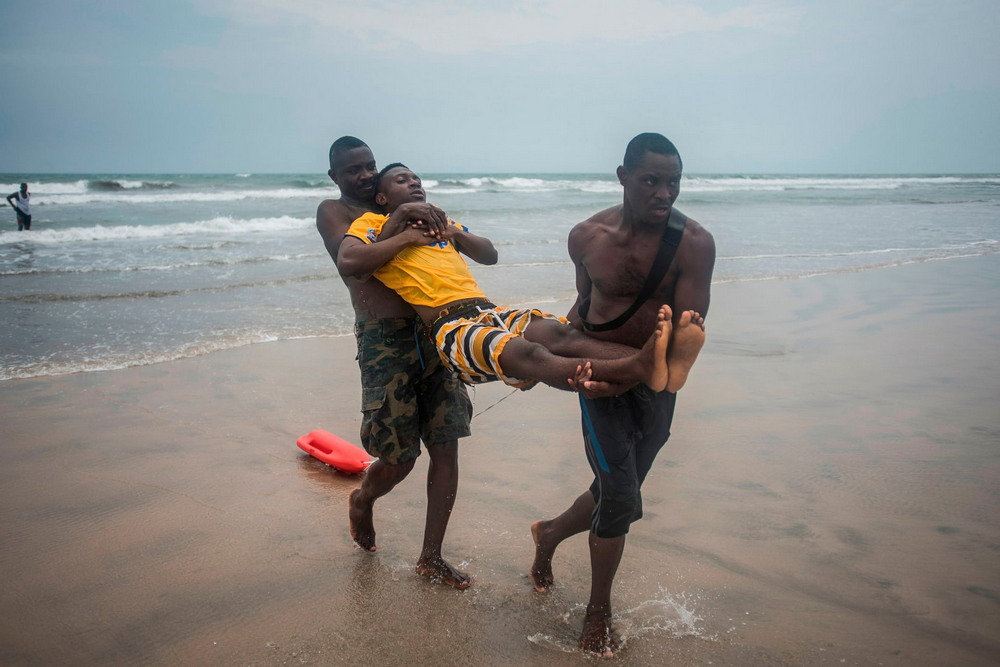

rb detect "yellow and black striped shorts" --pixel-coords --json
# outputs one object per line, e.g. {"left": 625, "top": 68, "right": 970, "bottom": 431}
{"left": 432, "top": 303, "right": 568, "bottom": 389}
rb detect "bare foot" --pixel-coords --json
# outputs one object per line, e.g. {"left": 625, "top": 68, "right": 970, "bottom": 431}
{"left": 635, "top": 305, "right": 672, "bottom": 392}
{"left": 530, "top": 520, "right": 555, "bottom": 592}
{"left": 415, "top": 556, "right": 472, "bottom": 590}
{"left": 666, "top": 310, "right": 705, "bottom": 393}
{"left": 348, "top": 488, "right": 377, "bottom": 552}
{"left": 579, "top": 609, "right": 615, "bottom": 658}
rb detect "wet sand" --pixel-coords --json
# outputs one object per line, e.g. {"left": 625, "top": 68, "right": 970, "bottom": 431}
{"left": 1, "top": 255, "right": 998, "bottom": 666}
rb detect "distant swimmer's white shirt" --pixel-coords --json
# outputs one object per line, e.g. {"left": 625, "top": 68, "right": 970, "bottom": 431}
{"left": 13, "top": 193, "right": 30, "bottom": 215}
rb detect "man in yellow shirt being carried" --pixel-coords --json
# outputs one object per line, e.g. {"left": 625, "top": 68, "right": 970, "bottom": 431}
{"left": 338, "top": 163, "right": 705, "bottom": 394}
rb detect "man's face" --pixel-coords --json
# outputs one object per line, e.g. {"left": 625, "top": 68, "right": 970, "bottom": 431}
{"left": 329, "top": 147, "right": 378, "bottom": 202}
{"left": 618, "top": 151, "right": 682, "bottom": 223}
{"left": 376, "top": 167, "right": 425, "bottom": 212}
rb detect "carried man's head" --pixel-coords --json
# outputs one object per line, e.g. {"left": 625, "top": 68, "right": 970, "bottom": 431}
{"left": 617, "top": 132, "right": 684, "bottom": 224}
{"left": 374, "top": 163, "right": 426, "bottom": 213}
{"left": 328, "top": 136, "right": 378, "bottom": 203}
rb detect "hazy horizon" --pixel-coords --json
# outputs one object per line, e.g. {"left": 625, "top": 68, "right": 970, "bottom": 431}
{"left": 4, "top": 170, "right": 1000, "bottom": 178}
{"left": 2, "top": 1, "right": 998, "bottom": 175}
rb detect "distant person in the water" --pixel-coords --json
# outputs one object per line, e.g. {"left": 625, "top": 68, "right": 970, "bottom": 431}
{"left": 338, "top": 163, "right": 705, "bottom": 395}
{"left": 6, "top": 183, "right": 31, "bottom": 230}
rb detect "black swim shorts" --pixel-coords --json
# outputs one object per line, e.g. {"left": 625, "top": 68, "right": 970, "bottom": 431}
{"left": 581, "top": 386, "right": 677, "bottom": 538}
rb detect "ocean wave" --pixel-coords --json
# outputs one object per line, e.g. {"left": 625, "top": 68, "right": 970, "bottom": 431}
{"left": 0, "top": 272, "right": 330, "bottom": 304}
{"left": 9, "top": 174, "right": 998, "bottom": 206}
{"left": 711, "top": 252, "right": 995, "bottom": 285}
{"left": 287, "top": 178, "right": 332, "bottom": 188}
{"left": 719, "top": 239, "right": 998, "bottom": 262}
{"left": 428, "top": 176, "right": 618, "bottom": 195}
{"left": 0, "top": 215, "right": 312, "bottom": 245}
{"left": 0, "top": 251, "right": 325, "bottom": 277}
{"left": 31, "top": 186, "right": 338, "bottom": 206}
{"left": 432, "top": 176, "right": 557, "bottom": 191}
{"left": 88, "top": 179, "right": 179, "bottom": 191}
{"left": 682, "top": 175, "right": 1000, "bottom": 193}
{"left": 0, "top": 179, "right": 184, "bottom": 196}
{"left": 425, "top": 174, "right": 1000, "bottom": 196}
{"left": 1, "top": 179, "right": 91, "bottom": 195}
{"left": 0, "top": 330, "right": 352, "bottom": 382}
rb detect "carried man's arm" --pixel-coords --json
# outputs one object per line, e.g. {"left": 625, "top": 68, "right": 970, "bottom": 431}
{"left": 337, "top": 202, "right": 445, "bottom": 280}
{"left": 444, "top": 223, "right": 498, "bottom": 266}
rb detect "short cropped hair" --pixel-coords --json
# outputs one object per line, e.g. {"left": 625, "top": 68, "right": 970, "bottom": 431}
{"left": 375, "top": 163, "right": 409, "bottom": 191}
{"left": 623, "top": 133, "right": 682, "bottom": 171}
{"left": 328, "top": 136, "right": 369, "bottom": 170}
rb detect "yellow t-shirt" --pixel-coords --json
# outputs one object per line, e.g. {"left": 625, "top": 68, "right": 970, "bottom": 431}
{"left": 345, "top": 212, "right": 487, "bottom": 308}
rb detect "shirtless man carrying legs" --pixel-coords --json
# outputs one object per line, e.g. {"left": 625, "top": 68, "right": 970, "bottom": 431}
{"left": 529, "top": 133, "right": 716, "bottom": 656}
{"left": 338, "top": 163, "right": 687, "bottom": 395}
{"left": 316, "top": 136, "right": 474, "bottom": 589}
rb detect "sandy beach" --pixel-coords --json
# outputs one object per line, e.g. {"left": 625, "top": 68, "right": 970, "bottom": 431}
{"left": 1, "top": 254, "right": 998, "bottom": 666}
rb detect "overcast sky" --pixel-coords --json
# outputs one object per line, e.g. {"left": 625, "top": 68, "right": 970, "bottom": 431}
{"left": 1, "top": 0, "right": 998, "bottom": 174}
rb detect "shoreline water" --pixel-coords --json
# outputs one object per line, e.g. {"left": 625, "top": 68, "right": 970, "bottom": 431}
{"left": 1, "top": 255, "right": 998, "bottom": 665}
{"left": 2, "top": 171, "right": 998, "bottom": 381}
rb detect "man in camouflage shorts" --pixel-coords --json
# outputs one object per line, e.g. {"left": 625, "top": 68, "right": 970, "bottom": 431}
{"left": 356, "top": 318, "right": 471, "bottom": 466}
{"left": 317, "top": 136, "right": 474, "bottom": 589}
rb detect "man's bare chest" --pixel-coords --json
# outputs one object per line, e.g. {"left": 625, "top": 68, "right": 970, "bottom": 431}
{"left": 586, "top": 242, "right": 677, "bottom": 300}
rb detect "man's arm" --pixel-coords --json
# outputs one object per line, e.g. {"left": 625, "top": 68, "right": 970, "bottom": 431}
{"left": 338, "top": 224, "right": 431, "bottom": 280}
{"left": 447, "top": 223, "right": 498, "bottom": 266}
{"left": 317, "top": 199, "right": 446, "bottom": 265}
{"left": 6, "top": 193, "right": 16, "bottom": 208}
{"left": 316, "top": 200, "right": 350, "bottom": 264}
{"left": 565, "top": 222, "right": 593, "bottom": 327}
{"left": 672, "top": 222, "right": 715, "bottom": 319}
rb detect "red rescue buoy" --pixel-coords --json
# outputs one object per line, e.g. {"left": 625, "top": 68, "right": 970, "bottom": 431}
{"left": 296, "top": 430, "right": 373, "bottom": 474}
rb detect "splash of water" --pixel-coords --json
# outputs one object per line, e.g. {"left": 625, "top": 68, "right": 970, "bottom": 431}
{"left": 527, "top": 586, "right": 713, "bottom": 654}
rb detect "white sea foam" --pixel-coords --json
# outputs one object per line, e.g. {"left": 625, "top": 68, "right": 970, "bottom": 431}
{"left": 0, "top": 331, "right": 312, "bottom": 382}
{"left": 34, "top": 187, "right": 336, "bottom": 206}
{"left": 720, "top": 239, "right": 998, "bottom": 262}
{"left": 0, "top": 252, "right": 323, "bottom": 276}
{"left": 0, "top": 215, "right": 312, "bottom": 245}
{"left": 683, "top": 175, "right": 1000, "bottom": 193}
{"left": 426, "top": 174, "right": 1000, "bottom": 195}
{"left": 2, "top": 171, "right": 996, "bottom": 381}
{"left": 11, "top": 174, "right": 999, "bottom": 206}
{"left": 431, "top": 175, "right": 610, "bottom": 194}
{"left": 0, "top": 179, "right": 91, "bottom": 195}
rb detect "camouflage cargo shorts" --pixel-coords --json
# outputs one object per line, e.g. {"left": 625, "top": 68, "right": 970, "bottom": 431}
{"left": 355, "top": 317, "right": 472, "bottom": 465}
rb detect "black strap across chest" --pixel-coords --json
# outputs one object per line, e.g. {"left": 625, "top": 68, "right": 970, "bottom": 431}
{"left": 578, "top": 208, "right": 687, "bottom": 333}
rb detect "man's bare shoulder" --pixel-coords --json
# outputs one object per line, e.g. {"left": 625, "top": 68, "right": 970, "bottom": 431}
{"left": 676, "top": 214, "right": 716, "bottom": 281}
{"left": 317, "top": 197, "right": 375, "bottom": 262}
{"left": 579, "top": 204, "right": 622, "bottom": 228}
{"left": 680, "top": 215, "right": 715, "bottom": 254}
{"left": 316, "top": 198, "right": 353, "bottom": 233}
{"left": 569, "top": 205, "right": 622, "bottom": 244}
